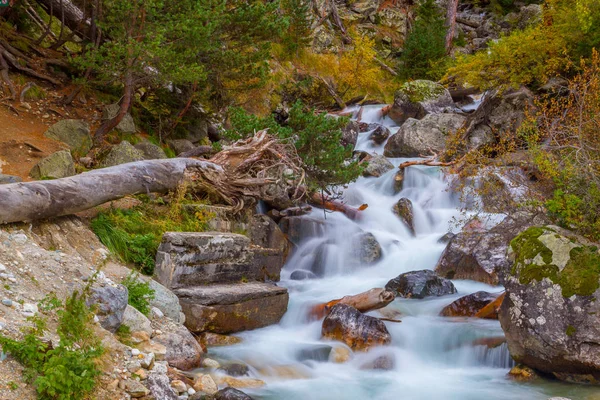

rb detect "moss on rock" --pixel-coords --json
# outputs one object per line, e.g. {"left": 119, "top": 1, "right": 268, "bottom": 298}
{"left": 397, "top": 80, "right": 447, "bottom": 103}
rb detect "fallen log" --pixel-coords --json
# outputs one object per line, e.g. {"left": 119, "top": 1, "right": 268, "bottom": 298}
{"left": 0, "top": 158, "right": 221, "bottom": 224}
{"left": 398, "top": 157, "right": 456, "bottom": 170}
{"left": 308, "top": 192, "right": 366, "bottom": 221}
{"left": 309, "top": 288, "right": 395, "bottom": 320}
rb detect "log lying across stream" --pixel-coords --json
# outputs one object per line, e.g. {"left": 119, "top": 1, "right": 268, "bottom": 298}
{"left": 309, "top": 288, "right": 396, "bottom": 320}
{"left": 0, "top": 158, "right": 220, "bottom": 224}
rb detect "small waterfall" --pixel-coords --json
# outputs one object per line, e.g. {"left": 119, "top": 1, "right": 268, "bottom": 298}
{"left": 208, "top": 104, "right": 594, "bottom": 400}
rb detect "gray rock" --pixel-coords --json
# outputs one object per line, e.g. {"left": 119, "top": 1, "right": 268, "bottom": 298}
{"left": 29, "top": 150, "right": 75, "bottom": 179}
{"left": 186, "top": 119, "right": 209, "bottom": 144}
{"left": 212, "top": 387, "right": 254, "bottom": 400}
{"left": 0, "top": 174, "right": 22, "bottom": 184}
{"left": 103, "top": 103, "right": 136, "bottom": 133}
{"left": 279, "top": 217, "right": 325, "bottom": 246}
{"left": 153, "top": 322, "right": 204, "bottom": 370}
{"left": 387, "top": 80, "right": 455, "bottom": 125}
{"left": 290, "top": 270, "right": 317, "bottom": 280}
{"left": 386, "top": 270, "right": 456, "bottom": 299}
{"left": 500, "top": 226, "right": 600, "bottom": 384}
{"left": 121, "top": 305, "right": 152, "bottom": 335}
{"left": 175, "top": 283, "right": 289, "bottom": 334}
{"left": 384, "top": 114, "right": 467, "bottom": 157}
{"left": 393, "top": 198, "right": 415, "bottom": 235}
{"left": 362, "top": 154, "right": 394, "bottom": 178}
{"left": 2, "top": 299, "right": 12, "bottom": 307}
{"left": 248, "top": 214, "right": 289, "bottom": 255}
{"left": 341, "top": 121, "right": 360, "bottom": 147}
{"left": 322, "top": 304, "right": 391, "bottom": 351}
{"left": 440, "top": 291, "right": 499, "bottom": 317}
{"left": 393, "top": 169, "right": 404, "bottom": 193}
{"left": 146, "top": 371, "right": 178, "bottom": 400}
{"left": 135, "top": 141, "right": 167, "bottom": 160}
{"left": 148, "top": 280, "right": 184, "bottom": 324}
{"left": 469, "top": 125, "right": 496, "bottom": 149}
{"left": 155, "top": 232, "right": 284, "bottom": 289}
{"left": 351, "top": 232, "right": 382, "bottom": 264}
{"left": 44, "top": 119, "right": 92, "bottom": 156}
{"left": 369, "top": 125, "right": 390, "bottom": 145}
{"left": 86, "top": 284, "right": 128, "bottom": 333}
{"left": 168, "top": 139, "right": 195, "bottom": 155}
{"left": 124, "top": 379, "right": 149, "bottom": 398}
{"left": 437, "top": 232, "right": 456, "bottom": 244}
{"left": 99, "top": 141, "right": 145, "bottom": 168}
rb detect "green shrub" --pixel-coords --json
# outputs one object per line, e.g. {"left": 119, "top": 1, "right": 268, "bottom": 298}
{"left": 398, "top": 0, "right": 448, "bottom": 80}
{"left": 121, "top": 272, "right": 156, "bottom": 316}
{"left": 0, "top": 291, "right": 103, "bottom": 400}
{"left": 227, "top": 101, "right": 362, "bottom": 191}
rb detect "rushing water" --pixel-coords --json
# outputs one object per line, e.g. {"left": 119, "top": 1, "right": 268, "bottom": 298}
{"left": 210, "top": 105, "right": 600, "bottom": 400}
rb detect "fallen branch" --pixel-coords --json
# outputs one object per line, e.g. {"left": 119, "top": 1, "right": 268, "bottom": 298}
{"left": 373, "top": 57, "right": 398, "bottom": 77}
{"left": 308, "top": 191, "right": 366, "bottom": 220}
{"left": 309, "top": 288, "right": 396, "bottom": 320}
{"left": 318, "top": 76, "right": 346, "bottom": 109}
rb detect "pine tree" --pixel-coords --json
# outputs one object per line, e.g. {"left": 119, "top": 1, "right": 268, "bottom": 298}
{"left": 281, "top": 0, "right": 312, "bottom": 56}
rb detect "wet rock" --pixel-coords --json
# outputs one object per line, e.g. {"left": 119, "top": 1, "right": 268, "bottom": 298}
{"left": 121, "top": 305, "right": 152, "bottom": 335}
{"left": 385, "top": 270, "right": 456, "bottom": 299}
{"left": 168, "top": 139, "right": 195, "bottom": 155}
{"left": 44, "top": 119, "right": 92, "bottom": 156}
{"left": 329, "top": 345, "right": 352, "bottom": 363}
{"left": 362, "top": 154, "right": 394, "bottom": 178}
{"left": 134, "top": 140, "right": 167, "bottom": 159}
{"left": 369, "top": 125, "right": 391, "bottom": 145}
{"left": 438, "top": 232, "right": 456, "bottom": 244}
{"left": 393, "top": 169, "right": 405, "bottom": 193}
{"left": 86, "top": 283, "right": 128, "bottom": 333}
{"left": 341, "top": 120, "right": 360, "bottom": 147}
{"left": 499, "top": 226, "right": 600, "bottom": 384}
{"left": 360, "top": 354, "right": 395, "bottom": 370}
{"left": 219, "top": 363, "right": 249, "bottom": 377}
{"left": 29, "top": 150, "right": 75, "bottom": 179}
{"left": 321, "top": 304, "right": 391, "bottom": 351}
{"left": 148, "top": 279, "right": 185, "bottom": 324}
{"left": 155, "top": 232, "right": 284, "bottom": 289}
{"left": 351, "top": 232, "right": 383, "bottom": 264}
{"left": 99, "top": 141, "right": 145, "bottom": 167}
{"left": 508, "top": 364, "right": 539, "bottom": 382}
{"left": 0, "top": 174, "right": 22, "bottom": 184}
{"left": 248, "top": 214, "right": 289, "bottom": 257}
{"left": 296, "top": 344, "right": 333, "bottom": 362}
{"left": 153, "top": 323, "right": 204, "bottom": 370}
{"left": 279, "top": 216, "right": 325, "bottom": 246}
{"left": 440, "top": 291, "right": 499, "bottom": 317}
{"left": 392, "top": 198, "right": 415, "bottom": 235}
{"left": 103, "top": 103, "right": 136, "bottom": 133}
{"left": 387, "top": 80, "right": 454, "bottom": 125}
{"left": 384, "top": 113, "right": 467, "bottom": 157}
{"left": 200, "top": 332, "right": 242, "bottom": 347}
{"left": 290, "top": 270, "right": 317, "bottom": 280}
{"left": 176, "top": 283, "right": 289, "bottom": 334}
{"left": 210, "top": 387, "right": 254, "bottom": 400}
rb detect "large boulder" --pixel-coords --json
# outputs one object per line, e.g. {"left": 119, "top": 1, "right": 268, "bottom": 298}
{"left": 103, "top": 103, "right": 136, "bottom": 133}
{"left": 155, "top": 232, "right": 284, "bottom": 289}
{"left": 386, "top": 270, "right": 456, "bottom": 299}
{"left": 362, "top": 154, "right": 394, "bottom": 178}
{"left": 121, "top": 305, "right": 152, "bottom": 335}
{"left": 86, "top": 283, "right": 128, "bottom": 333}
{"left": 440, "top": 291, "right": 500, "bottom": 317}
{"left": 148, "top": 280, "right": 184, "bottom": 324}
{"left": 29, "top": 150, "right": 75, "bottom": 179}
{"left": 99, "top": 141, "right": 145, "bottom": 168}
{"left": 392, "top": 198, "right": 414, "bottom": 235}
{"left": 322, "top": 304, "right": 391, "bottom": 351}
{"left": 499, "top": 226, "right": 600, "bottom": 384}
{"left": 153, "top": 322, "right": 204, "bottom": 370}
{"left": 175, "top": 283, "right": 289, "bottom": 333}
{"left": 387, "top": 80, "right": 454, "bottom": 125}
{"left": 384, "top": 113, "right": 467, "bottom": 157}
{"left": 134, "top": 141, "right": 167, "bottom": 160}
{"left": 44, "top": 119, "right": 92, "bottom": 156}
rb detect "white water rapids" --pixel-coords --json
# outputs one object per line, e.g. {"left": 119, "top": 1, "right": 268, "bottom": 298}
{"left": 209, "top": 105, "right": 598, "bottom": 400}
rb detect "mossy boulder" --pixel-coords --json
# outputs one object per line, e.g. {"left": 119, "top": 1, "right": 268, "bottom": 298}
{"left": 99, "top": 141, "right": 145, "bottom": 167}
{"left": 387, "top": 80, "right": 454, "bottom": 125}
{"left": 103, "top": 103, "right": 136, "bottom": 133}
{"left": 134, "top": 141, "right": 167, "bottom": 160}
{"left": 499, "top": 226, "right": 600, "bottom": 384}
{"left": 29, "top": 150, "right": 76, "bottom": 179}
{"left": 44, "top": 119, "right": 92, "bottom": 156}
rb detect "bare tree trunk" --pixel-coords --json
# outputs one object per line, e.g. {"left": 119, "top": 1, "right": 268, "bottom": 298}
{"left": 309, "top": 288, "right": 396, "bottom": 320}
{"left": 0, "top": 159, "right": 221, "bottom": 224}
{"left": 445, "top": 0, "right": 459, "bottom": 53}
{"left": 0, "top": 51, "right": 16, "bottom": 100}
{"left": 94, "top": 71, "right": 133, "bottom": 144}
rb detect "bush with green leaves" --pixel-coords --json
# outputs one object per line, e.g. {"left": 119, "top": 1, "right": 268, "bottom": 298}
{"left": 0, "top": 292, "right": 103, "bottom": 400}
{"left": 121, "top": 272, "right": 156, "bottom": 316}
{"left": 227, "top": 101, "right": 362, "bottom": 191}
{"left": 398, "top": 0, "right": 448, "bottom": 80}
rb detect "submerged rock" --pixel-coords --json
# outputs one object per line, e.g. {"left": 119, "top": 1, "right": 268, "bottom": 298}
{"left": 321, "top": 304, "right": 391, "bottom": 351}
{"left": 392, "top": 198, "right": 415, "bottom": 235}
{"left": 386, "top": 270, "right": 456, "bottom": 299}
{"left": 290, "top": 270, "right": 317, "bottom": 280}
{"left": 351, "top": 232, "right": 383, "bottom": 264}
{"left": 500, "top": 226, "right": 600, "bottom": 384}
{"left": 440, "top": 291, "right": 499, "bottom": 317}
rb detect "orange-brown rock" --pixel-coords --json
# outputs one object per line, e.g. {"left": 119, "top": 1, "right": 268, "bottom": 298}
{"left": 321, "top": 304, "right": 391, "bottom": 351}
{"left": 439, "top": 291, "right": 500, "bottom": 318}
{"left": 474, "top": 292, "right": 505, "bottom": 320}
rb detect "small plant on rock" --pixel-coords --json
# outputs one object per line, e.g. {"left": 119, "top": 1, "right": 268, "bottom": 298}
{"left": 121, "top": 271, "right": 156, "bottom": 316}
